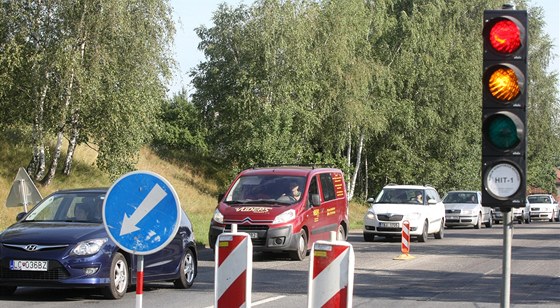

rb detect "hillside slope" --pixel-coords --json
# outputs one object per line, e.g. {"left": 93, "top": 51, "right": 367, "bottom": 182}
{"left": 0, "top": 139, "right": 219, "bottom": 246}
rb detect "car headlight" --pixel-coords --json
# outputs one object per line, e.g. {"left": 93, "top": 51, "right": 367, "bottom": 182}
{"left": 213, "top": 209, "right": 224, "bottom": 224}
{"left": 72, "top": 238, "right": 107, "bottom": 256}
{"left": 463, "top": 209, "right": 476, "bottom": 215}
{"left": 273, "top": 209, "right": 296, "bottom": 224}
{"left": 365, "top": 211, "right": 375, "bottom": 220}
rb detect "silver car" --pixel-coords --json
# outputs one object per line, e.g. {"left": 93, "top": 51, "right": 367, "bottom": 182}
{"left": 443, "top": 191, "right": 492, "bottom": 229}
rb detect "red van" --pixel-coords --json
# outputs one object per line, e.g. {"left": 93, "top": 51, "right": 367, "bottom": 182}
{"left": 208, "top": 166, "right": 349, "bottom": 260}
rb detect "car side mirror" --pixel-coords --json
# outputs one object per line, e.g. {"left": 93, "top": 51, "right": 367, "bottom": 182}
{"left": 16, "top": 212, "right": 27, "bottom": 221}
{"left": 427, "top": 199, "right": 437, "bottom": 205}
{"left": 366, "top": 197, "right": 375, "bottom": 204}
{"left": 311, "top": 194, "right": 321, "bottom": 206}
{"left": 217, "top": 193, "right": 224, "bottom": 202}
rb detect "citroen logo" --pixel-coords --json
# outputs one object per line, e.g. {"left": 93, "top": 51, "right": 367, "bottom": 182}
{"left": 24, "top": 244, "right": 39, "bottom": 252}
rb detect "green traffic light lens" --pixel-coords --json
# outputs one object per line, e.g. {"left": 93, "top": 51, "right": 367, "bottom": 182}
{"left": 486, "top": 114, "right": 521, "bottom": 149}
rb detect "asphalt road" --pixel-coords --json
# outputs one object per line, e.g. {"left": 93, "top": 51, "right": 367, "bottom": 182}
{"left": 1, "top": 222, "right": 559, "bottom": 307}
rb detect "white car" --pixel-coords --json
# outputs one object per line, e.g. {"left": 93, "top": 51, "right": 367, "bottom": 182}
{"left": 493, "top": 206, "right": 529, "bottom": 224}
{"left": 527, "top": 194, "right": 559, "bottom": 222}
{"left": 363, "top": 184, "right": 445, "bottom": 242}
{"left": 443, "top": 191, "right": 493, "bottom": 229}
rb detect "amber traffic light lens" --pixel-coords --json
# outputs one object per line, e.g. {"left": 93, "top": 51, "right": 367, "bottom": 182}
{"left": 488, "top": 67, "right": 520, "bottom": 102}
{"left": 489, "top": 19, "right": 521, "bottom": 54}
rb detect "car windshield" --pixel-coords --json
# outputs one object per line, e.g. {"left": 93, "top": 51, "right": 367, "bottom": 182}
{"left": 375, "top": 188, "right": 424, "bottom": 204}
{"left": 527, "top": 196, "right": 550, "bottom": 203}
{"left": 443, "top": 192, "right": 478, "bottom": 204}
{"left": 224, "top": 175, "right": 306, "bottom": 205}
{"left": 23, "top": 192, "right": 105, "bottom": 223}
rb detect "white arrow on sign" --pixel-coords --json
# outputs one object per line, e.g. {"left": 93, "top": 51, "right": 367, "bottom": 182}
{"left": 120, "top": 184, "right": 167, "bottom": 236}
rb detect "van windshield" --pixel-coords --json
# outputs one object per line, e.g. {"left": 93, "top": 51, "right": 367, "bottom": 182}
{"left": 224, "top": 175, "right": 306, "bottom": 205}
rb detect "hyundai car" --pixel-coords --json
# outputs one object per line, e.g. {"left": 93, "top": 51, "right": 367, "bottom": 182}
{"left": 0, "top": 188, "right": 197, "bottom": 299}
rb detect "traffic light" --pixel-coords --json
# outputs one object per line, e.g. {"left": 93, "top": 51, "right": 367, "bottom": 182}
{"left": 481, "top": 8, "right": 527, "bottom": 208}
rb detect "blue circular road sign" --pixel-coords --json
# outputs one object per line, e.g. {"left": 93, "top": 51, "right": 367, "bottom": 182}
{"left": 103, "top": 171, "right": 181, "bottom": 255}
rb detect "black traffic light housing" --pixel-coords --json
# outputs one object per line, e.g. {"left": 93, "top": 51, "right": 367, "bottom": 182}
{"left": 481, "top": 8, "right": 527, "bottom": 208}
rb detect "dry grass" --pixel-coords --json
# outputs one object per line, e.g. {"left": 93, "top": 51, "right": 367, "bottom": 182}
{"left": 0, "top": 140, "right": 219, "bottom": 246}
{"left": 0, "top": 136, "right": 365, "bottom": 247}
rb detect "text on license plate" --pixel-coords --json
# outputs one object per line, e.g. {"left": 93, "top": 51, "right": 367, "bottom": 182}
{"left": 10, "top": 260, "right": 48, "bottom": 271}
{"left": 380, "top": 222, "right": 400, "bottom": 228}
{"left": 248, "top": 232, "right": 258, "bottom": 239}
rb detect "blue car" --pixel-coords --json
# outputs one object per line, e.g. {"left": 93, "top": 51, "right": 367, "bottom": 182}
{"left": 0, "top": 188, "right": 197, "bottom": 299}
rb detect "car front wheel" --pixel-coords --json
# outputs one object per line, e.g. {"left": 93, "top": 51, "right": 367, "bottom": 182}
{"left": 434, "top": 220, "right": 444, "bottom": 239}
{"left": 174, "top": 249, "right": 196, "bottom": 289}
{"left": 474, "top": 213, "right": 482, "bottom": 229}
{"left": 418, "top": 221, "right": 428, "bottom": 242}
{"left": 290, "top": 231, "right": 308, "bottom": 261}
{"left": 337, "top": 224, "right": 346, "bottom": 241}
{"left": 103, "top": 252, "right": 129, "bottom": 299}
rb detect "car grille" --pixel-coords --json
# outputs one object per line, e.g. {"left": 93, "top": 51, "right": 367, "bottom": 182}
{"left": 446, "top": 209, "right": 461, "bottom": 214}
{"left": 0, "top": 259, "right": 70, "bottom": 280}
{"left": 376, "top": 227, "right": 401, "bottom": 232}
{"left": 225, "top": 224, "right": 268, "bottom": 246}
{"left": 225, "top": 224, "right": 269, "bottom": 231}
{"left": 377, "top": 214, "right": 403, "bottom": 221}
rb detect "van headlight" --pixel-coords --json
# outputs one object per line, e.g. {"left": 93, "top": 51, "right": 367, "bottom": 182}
{"left": 273, "top": 209, "right": 296, "bottom": 224}
{"left": 72, "top": 238, "right": 107, "bottom": 256}
{"left": 213, "top": 209, "right": 224, "bottom": 224}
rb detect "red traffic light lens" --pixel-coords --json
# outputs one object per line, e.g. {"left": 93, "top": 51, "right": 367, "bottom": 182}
{"left": 489, "top": 19, "right": 521, "bottom": 54}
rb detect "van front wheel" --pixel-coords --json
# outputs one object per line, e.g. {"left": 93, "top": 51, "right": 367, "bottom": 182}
{"left": 290, "top": 231, "right": 307, "bottom": 261}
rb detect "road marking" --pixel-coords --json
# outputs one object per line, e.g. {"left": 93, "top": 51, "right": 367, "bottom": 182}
{"left": 120, "top": 184, "right": 167, "bottom": 236}
{"left": 203, "top": 295, "right": 286, "bottom": 308}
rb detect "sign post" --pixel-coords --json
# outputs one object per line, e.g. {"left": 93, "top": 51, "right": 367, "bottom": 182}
{"left": 103, "top": 171, "right": 181, "bottom": 308}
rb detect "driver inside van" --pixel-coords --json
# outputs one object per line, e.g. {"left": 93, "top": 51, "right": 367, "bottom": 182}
{"left": 285, "top": 183, "right": 302, "bottom": 201}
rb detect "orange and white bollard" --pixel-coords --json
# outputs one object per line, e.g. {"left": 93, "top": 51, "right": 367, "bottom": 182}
{"left": 401, "top": 220, "right": 410, "bottom": 255}
{"left": 394, "top": 220, "right": 415, "bottom": 260}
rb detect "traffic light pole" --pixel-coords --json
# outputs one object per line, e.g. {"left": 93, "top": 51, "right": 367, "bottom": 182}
{"left": 501, "top": 209, "right": 513, "bottom": 308}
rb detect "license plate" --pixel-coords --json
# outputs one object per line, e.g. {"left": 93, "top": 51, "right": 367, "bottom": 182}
{"left": 380, "top": 222, "right": 399, "bottom": 228}
{"left": 10, "top": 260, "right": 48, "bottom": 271}
{"left": 248, "top": 232, "right": 258, "bottom": 239}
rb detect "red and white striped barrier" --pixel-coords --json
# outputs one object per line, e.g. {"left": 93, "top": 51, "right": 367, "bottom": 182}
{"left": 308, "top": 238, "right": 354, "bottom": 308}
{"left": 394, "top": 220, "right": 415, "bottom": 260}
{"left": 401, "top": 220, "right": 410, "bottom": 255}
{"left": 214, "top": 226, "right": 253, "bottom": 308}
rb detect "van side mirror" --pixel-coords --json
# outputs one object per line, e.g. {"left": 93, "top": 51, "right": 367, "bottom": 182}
{"left": 217, "top": 193, "right": 225, "bottom": 202}
{"left": 16, "top": 212, "right": 27, "bottom": 221}
{"left": 311, "top": 194, "right": 321, "bottom": 206}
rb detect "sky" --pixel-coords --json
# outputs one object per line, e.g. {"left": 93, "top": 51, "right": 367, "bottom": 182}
{"left": 168, "top": 0, "right": 560, "bottom": 96}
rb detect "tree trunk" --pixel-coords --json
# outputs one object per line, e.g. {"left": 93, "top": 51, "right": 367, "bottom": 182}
{"left": 28, "top": 79, "right": 49, "bottom": 181}
{"left": 43, "top": 65, "right": 75, "bottom": 184}
{"left": 63, "top": 19, "right": 87, "bottom": 176}
{"left": 63, "top": 110, "right": 80, "bottom": 175}
{"left": 364, "top": 150, "right": 368, "bottom": 199}
{"left": 42, "top": 129, "right": 64, "bottom": 186}
{"left": 348, "top": 131, "right": 364, "bottom": 201}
